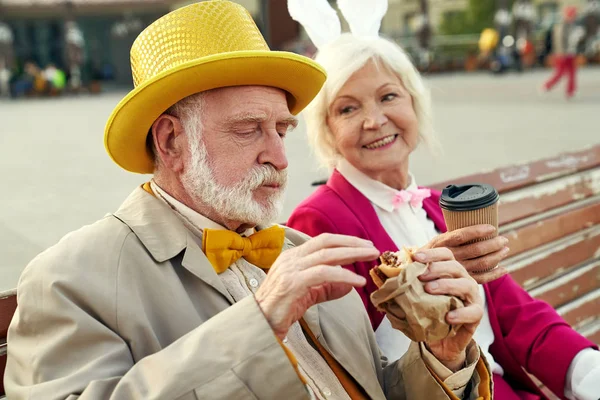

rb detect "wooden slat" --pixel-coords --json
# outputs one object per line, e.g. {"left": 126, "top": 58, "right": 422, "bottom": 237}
{"left": 0, "top": 350, "right": 5, "bottom": 396}
{"left": 498, "top": 169, "right": 600, "bottom": 225}
{"left": 504, "top": 227, "right": 600, "bottom": 288}
{"left": 0, "top": 293, "right": 17, "bottom": 338}
{"left": 578, "top": 319, "right": 600, "bottom": 345}
{"left": 504, "top": 201, "right": 600, "bottom": 257}
{"left": 431, "top": 144, "right": 600, "bottom": 194}
{"left": 558, "top": 288, "right": 600, "bottom": 328}
{"left": 529, "top": 261, "right": 600, "bottom": 308}
{"left": 586, "top": 327, "right": 600, "bottom": 344}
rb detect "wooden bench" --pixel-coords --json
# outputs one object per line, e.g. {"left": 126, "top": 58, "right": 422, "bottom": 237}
{"left": 1, "top": 289, "right": 17, "bottom": 398}
{"left": 431, "top": 144, "right": 600, "bottom": 399}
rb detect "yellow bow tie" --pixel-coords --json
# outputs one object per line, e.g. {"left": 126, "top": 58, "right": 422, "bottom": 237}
{"left": 202, "top": 226, "right": 285, "bottom": 274}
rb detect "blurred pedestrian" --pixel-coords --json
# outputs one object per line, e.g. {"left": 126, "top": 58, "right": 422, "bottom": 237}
{"left": 0, "top": 58, "right": 10, "bottom": 97}
{"left": 542, "top": 6, "right": 586, "bottom": 98}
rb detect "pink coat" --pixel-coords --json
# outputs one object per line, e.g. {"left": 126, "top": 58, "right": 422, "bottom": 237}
{"left": 288, "top": 170, "right": 597, "bottom": 400}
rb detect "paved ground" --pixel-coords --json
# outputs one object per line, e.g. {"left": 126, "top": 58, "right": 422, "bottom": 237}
{"left": 1, "top": 68, "right": 599, "bottom": 291}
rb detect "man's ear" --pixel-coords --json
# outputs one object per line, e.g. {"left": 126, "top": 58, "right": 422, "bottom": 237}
{"left": 151, "top": 114, "right": 187, "bottom": 173}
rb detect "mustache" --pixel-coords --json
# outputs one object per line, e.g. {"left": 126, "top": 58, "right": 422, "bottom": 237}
{"left": 246, "top": 165, "right": 287, "bottom": 189}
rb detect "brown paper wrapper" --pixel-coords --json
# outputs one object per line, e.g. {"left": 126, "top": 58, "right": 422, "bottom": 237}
{"left": 370, "top": 261, "right": 464, "bottom": 342}
{"left": 441, "top": 202, "right": 499, "bottom": 244}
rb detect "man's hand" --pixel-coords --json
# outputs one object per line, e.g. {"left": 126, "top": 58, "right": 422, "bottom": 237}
{"left": 424, "top": 224, "right": 510, "bottom": 284}
{"left": 255, "top": 234, "right": 380, "bottom": 340}
{"left": 415, "top": 249, "right": 484, "bottom": 371}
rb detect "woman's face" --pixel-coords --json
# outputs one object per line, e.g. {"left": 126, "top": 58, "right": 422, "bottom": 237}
{"left": 327, "top": 60, "right": 419, "bottom": 177}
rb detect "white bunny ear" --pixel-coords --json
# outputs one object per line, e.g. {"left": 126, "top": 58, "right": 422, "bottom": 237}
{"left": 288, "top": 0, "right": 342, "bottom": 49}
{"left": 337, "top": 0, "right": 388, "bottom": 37}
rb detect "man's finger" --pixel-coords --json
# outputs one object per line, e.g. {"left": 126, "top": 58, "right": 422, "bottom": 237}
{"left": 419, "top": 261, "right": 469, "bottom": 282}
{"left": 299, "top": 246, "right": 380, "bottom": 270}
{"left": 413, "top": 247, "right": 455, "bottom": 264}
{"left": 296, "top": 233, "right": 374, "bottom": 257}
{"left": 431, "top": 225, "right": 497, "bottom": 248}
{"left": 451, "top": 236, "right": 508, "bottom": 261}
{"left": 302, "top": 265, "right": 367, "bottom": 288}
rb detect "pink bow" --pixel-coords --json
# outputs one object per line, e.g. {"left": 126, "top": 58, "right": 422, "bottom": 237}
{"left": 392, "top": 188, "right": 432, "bottom": 209}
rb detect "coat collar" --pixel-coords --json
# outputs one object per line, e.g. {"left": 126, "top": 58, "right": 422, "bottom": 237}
{"left": 337, "top": 159, "right": 419, "bottom": 213}
{"left": 112, "top": 186, "right": 234, "bottom": 303}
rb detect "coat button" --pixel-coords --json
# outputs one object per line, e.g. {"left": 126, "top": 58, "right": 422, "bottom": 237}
{"left": 323, "top": 388, "right": 332, "bottom": 397}
{"left": 249, "top": 278, "right": 259, "bottom": 288}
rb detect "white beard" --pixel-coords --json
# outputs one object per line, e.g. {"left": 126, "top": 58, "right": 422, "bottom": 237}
{"left": 181, "top": 131, "right": 287, "bottom": 227}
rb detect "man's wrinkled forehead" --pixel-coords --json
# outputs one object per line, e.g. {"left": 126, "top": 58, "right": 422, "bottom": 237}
{"left": 203, "top": 85, "right": 297, "bottom": 124}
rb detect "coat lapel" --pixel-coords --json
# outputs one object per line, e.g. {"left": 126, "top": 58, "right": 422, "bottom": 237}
{"left": 422, "top": 189, "right": 447, "bottom": 233}
{"left": 113, "top": 186, "right": 234, "bottom": 304}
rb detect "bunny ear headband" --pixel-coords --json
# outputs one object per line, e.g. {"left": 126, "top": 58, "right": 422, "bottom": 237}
{"left": 287, "top": 0, "right": 388, "bottom": 49}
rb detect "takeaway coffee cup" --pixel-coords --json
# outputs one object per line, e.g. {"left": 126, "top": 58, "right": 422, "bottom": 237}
{"left": 439, "top": 184, "right": 500, "bottom": 244}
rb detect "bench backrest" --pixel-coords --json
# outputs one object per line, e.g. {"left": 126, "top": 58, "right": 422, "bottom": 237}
{"left": 0, "top": 290, "right": 17, "bottom": 397}
{"left": 432, "top": 144, "right": 600, "bottom": 344}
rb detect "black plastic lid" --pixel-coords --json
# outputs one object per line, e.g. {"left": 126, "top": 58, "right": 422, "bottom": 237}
{"left": 439, "top": 184, "right": 499, "bottom": 211}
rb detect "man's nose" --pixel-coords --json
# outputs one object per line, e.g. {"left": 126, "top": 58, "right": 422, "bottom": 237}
{"left": 258, "top": 132, "right": 288, "bottom": 170}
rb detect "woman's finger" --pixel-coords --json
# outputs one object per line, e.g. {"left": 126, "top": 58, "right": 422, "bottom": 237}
{"left": 469, "top": 265, "right": 509, "bottom": 284}
{"left": 447, "top": 303, "right": 484, "bottom": 325}
{"left": 418, "top": 260, "right": 469, "bottom": 282}
{"left": 424, "top": 277, "right": 481, "bottom": 304}
{"left": 461, "top": 247, "right": 510, "bottom": 274}
{"left": 451, "top": 236, "right": 508, "bottom": 261}
{"left": 429, "top": 225, "right": 496, "bottom": 248}
{"left": 413, "top": 247, "right": 455, "bottom": 264}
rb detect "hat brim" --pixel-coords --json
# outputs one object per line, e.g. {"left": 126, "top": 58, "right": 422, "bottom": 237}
{"left": 104, "top": 50, "right": 326, "bottom": 174}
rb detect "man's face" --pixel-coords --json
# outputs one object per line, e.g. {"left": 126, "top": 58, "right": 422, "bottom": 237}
{"left": 180, "top": 86, "right": 295, "bottom": 227}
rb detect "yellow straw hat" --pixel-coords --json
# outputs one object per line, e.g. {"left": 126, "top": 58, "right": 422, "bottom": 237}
{"left": 104, "top": 0, "right": 326, "bottom": 174}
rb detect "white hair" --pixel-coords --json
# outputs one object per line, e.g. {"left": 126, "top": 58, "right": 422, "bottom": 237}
{"left": 303, "top": 33, "right": 439, "bottom": 169}
{"left": 176, "top": 92, "right": 287, "bottom": 226}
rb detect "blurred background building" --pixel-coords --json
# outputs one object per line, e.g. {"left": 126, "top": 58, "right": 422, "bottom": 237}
{"left": 0, "top": 0, "right": 300, "bottom": 88}
{"left": 0, "top": 0, "right": 598, "bottom": 93}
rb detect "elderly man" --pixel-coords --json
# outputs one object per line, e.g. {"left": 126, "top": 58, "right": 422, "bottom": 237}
{"left": 5, "top": 2, "right": 491, "bottom": 399}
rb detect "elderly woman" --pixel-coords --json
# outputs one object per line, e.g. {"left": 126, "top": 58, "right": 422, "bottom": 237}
{"left": 288, "top": 34, "right": 599, "bottom": 400}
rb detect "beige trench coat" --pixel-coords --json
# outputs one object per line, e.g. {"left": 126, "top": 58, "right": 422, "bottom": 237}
{"left": 4, "top": 187, "right": 488, "bottom": 399}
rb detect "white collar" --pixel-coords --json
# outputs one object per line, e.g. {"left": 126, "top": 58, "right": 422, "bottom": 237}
{"left": 336, "top": 159, "right": 418, "bottom": 213}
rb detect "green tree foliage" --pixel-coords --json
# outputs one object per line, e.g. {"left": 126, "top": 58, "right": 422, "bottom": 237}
{"left": 439, "top": 0, "right": 514, "bottom": 35}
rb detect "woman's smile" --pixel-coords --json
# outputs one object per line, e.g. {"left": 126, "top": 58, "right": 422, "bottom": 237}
{"left": 363, "top": 134, "right": 398, "bottom": 150}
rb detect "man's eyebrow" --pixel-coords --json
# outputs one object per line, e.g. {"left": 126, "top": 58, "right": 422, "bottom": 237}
{"left": 224, "top": 113, "right": 298, "bottom": 128}
{"left": 278, "top": 116, "right": 299, "bottom": 129}
{"left": 224, "top": 113, "right": 268, "bottom": 126}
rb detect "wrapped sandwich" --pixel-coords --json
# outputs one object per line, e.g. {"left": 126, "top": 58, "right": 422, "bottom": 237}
{"left": 369, "top": 247, "right": 417, "bottom": 288}
{"left": 370, "top": 248, "right": 465, "bottom": 342}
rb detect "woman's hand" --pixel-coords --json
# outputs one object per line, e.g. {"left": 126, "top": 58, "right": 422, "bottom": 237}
{"left": 414, "top": 248, "right": 484, "bottom": 371}
{"left": 424, "top": 224, "right": 509, "bottom": 284}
